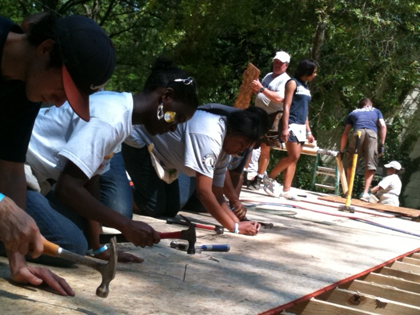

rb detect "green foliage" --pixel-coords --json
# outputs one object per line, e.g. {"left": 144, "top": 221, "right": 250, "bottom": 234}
{"left": 3, "top": 0, "right": 420, "bottom": 204}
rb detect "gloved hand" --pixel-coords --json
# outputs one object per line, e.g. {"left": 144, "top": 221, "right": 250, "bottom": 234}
{"left": 378, "top": 143, "right": 385, "bottom": 157}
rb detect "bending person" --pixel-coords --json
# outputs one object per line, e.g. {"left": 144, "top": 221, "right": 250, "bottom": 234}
{"left": 0, "top": 13, "right": 115, "bottom": 296}
{"left": 264, "top": 59, "right": 318, "bottom": 200}
{"left": 23, "top": 58, "right": 198, "bottom": 266}
{"left": 122, "top": 104, "right": 270, "bottom": 235}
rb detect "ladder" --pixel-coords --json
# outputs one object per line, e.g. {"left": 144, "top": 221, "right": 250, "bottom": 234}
{"left": 311, "top": 152, "right": 340, "bottom": 195}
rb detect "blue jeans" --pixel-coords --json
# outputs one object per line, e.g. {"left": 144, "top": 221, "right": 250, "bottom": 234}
{"left": 121, "top": 144, "right": 196, "bottom": 218}
{"left": 99, "top": 151, "right": 132, "bottom": 218}
{"left": 0, "top": 189, "right": 89, "bottom": 267}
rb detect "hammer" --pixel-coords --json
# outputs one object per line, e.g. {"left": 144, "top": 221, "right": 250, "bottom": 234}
{"left": 166, "top": 217, "right": 224, "bottom": 234}
{"left": 100, "top": 215, "right": 197, "bottom": 254}
{"left": 42, "top": 237, "right": 117, "bottom": 298}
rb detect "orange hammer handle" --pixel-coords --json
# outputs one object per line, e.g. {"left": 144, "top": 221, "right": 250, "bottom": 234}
{"left": 42, "top": 239, "right": 60, "bottom": 257}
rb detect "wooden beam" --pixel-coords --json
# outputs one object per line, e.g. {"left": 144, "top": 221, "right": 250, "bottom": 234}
{"left": 411, "top": 253, "right": 420, "bottom": 259}
{"left": 348, "top": 280, "right": 420, "bottom": 307}
{"left": 318, "top": 195, "right": 420, "bottom": 218}
{"left": 364, "top": 273, "right": 420, "bottom": 294}
{"left": 402, "top": 257, "right": 420, "bottom": 266}
{"left": 391, "top": 261, "right": 420, "bottom": 274}
{"left": 380, "top": 267, "right": 420, "bottom": 283}
{"left": 233, "top": 63, "right": 260, "bottom": 109}
{"left": 326, "top": 288, "right": 420, "bottom": 315}
{"left": 336, "top": 154, "right": 348, "bottom": 194}
{"left": 291, "top": 298, "right": 378, "bottom": 314}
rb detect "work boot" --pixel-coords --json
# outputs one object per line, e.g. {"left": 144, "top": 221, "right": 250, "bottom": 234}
{"left": 247, "top": 176, "right": 262, "bottom": 190}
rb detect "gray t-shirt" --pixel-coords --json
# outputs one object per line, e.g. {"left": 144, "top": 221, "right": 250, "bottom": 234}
{"left": 125, "top": 109, "right": 231, "bottom": 187}
{"left": 254, "top": 72, "right": 290, "bottom": 114}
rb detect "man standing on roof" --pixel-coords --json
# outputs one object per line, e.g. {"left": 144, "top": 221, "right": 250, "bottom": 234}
{"left": 371, "top": 161, "right": 402, "bottom": 206}
{"left": 247, "top": 50, "right": 291, "bottom": 190}
{"left": 340, "top": 98, "right": 387, "bottom": 201}
{"left": 0, "top": 12, "right": 115, "bottom": 296}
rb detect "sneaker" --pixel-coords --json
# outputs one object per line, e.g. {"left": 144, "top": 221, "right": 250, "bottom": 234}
{"left": 263, "top": 178, "right": 282, "bottom": 197}
{"left": 247, "top": 176, "right": 262, "bottom": 190}
{"left": 359, "top": 193, "right": 370, "bottom": 202}
{"left": 280, "top": 190, "right": 299, "bottom": 200}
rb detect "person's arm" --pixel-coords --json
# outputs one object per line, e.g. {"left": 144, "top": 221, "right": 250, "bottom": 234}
{"left": 195, "top": 173, "right": 259, "bottom": 235}
{"left": 0, "top": 160, "right": 74, "bottom": 296}
{"left": 378, "top": 118, "right": 387, "bottom": 155}
{"left": 251, "top": 79, "right": 284, "bottom": 103}
{"left": 223, "top": 170, "right": 246, "bottom": 220}
{"left": 83, "top": 175, "right": 143, "bottom": 263}
{"left": 280, "top": 80, "right": 296, "bottom": 142}
{"left": 0, "top": 160, "right": 43, "bottom": 257}
{"left": 305, "top": 117, "right": 314, "bottom": 143}
{"left": 371, "top": 185, "right": 381, "bottom": 194}
{"left": 340, "top": 124, "right": 352, "bottom": 152}
{"left": 55, "top": 160, "right": 160, "bottom": 247}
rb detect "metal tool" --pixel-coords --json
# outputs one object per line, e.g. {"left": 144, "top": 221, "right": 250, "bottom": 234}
{"left": 100, "top": 215, "right": 196, "bottom": 254}
{"left": 339, "top": 131, "right": 361, "bottom": 213}
{"left": 166, "top": 217, "right": 224, "bottom": 234}
{"left": 42, "top": 237, "right": 117, "bottom": 298}
{"left": 170, "top": 241, "right": 230, "bottom": 252}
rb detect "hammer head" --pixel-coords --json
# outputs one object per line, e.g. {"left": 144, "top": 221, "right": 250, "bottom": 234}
{"left": 95, "top": 237, "right": 118, "bottom": 298}
{"left": 179, "top": 215, "right": 196, "bottom": 254}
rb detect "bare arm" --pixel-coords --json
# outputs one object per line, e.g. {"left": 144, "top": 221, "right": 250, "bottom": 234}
{"left": 223, "top": 170, "right": 246, "bottom": 220}
{"left": 378, "top": 118, "right": 387, "bottom": 145}
{"left": 280, "top": 80, "right": 296, "bottom": 142}
{"left": 55, "top": 160, "right": 160, "bottom": 247}
{"left": 0, "top": 160, "right": 74, "bottom": 296}
{"left": 251, "top": 79, "right": 284, "bottom": 103}
{"left": 340, "top": 125, "right": 352, "bottom": 152}
{"left": 195, "top": 173, "right": 259, "bottom": 235}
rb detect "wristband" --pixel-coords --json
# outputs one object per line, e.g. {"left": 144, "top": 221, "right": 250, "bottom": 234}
{"left": 0, "top": 193, "right": 4, "bottom": 203}
{"left": 93, "top": 244, "right": 108, "bottom": 255}
{"left": 306, "top": 131, "right": 312, "bottom": 135}
{"left": 234, "top": 222, "right": 239, "bottom": 234}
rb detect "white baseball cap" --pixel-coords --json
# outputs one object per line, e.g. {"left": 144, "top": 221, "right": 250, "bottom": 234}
{"left": 384, "top": 161, "right": 402, "bottom": 170}
{"left": 273, "top": 51, "right": 291, "bottom": 63}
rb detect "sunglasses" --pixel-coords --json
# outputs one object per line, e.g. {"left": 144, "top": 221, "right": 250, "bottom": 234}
{"left": 173, "top": 77, "right": 194, "bottom": 85}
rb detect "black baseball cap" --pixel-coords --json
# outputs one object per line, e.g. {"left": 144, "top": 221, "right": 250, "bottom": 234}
{"left": 55, "top": 15, "right": 116, "bottom": 121}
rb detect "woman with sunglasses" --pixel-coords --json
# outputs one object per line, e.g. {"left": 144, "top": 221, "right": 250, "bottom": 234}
{"left": 122, "top": 104, "right": 270, "bottom": 235}
{"left": 20, "top": 58, "right": 198, "bottom": 267}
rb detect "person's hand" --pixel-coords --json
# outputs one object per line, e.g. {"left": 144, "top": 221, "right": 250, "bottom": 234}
{"left": 251, "top": 79, "right": 262, "bottom": 94}
{"left": 95, "top": 249, "right": 144, "bottom": 263}
{"left": 378, "top": 143, "right": 385, "bottom": 157}
{"left": 231, "top": 202, "right": 247, "bottom": 221}
{"left": 307, "top": 134, "right": 315, "bottom": 143}
{"left": 281, "top": 128, "right": 289, "bottom": 142}
{"left": 0, "top": 196, "right": 43, "bottom": 258}
{"left": 238, "top": 221, "right": 261, "bottom": 236}
{"left": 121, "top": 220, "right": 160, "bottom": 247}
{"left": 11, "top": 264, "right": 74, "bottom": 296}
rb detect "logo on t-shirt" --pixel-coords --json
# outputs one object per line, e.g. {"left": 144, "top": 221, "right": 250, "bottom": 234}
{"left": 202, "top": 153, "right": 216, "bottom": 172}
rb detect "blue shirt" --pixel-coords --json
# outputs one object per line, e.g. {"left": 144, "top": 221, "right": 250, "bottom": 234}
{"left": 345, "top": 107, "right": 383, "bottom": 133}
{"left": 288, "top": 79, "right": 311, "bottom": 125}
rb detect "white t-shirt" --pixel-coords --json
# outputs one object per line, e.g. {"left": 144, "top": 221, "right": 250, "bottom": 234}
{"left": 27, "top": 91, "right": 133, "bottom": 182}
{"left": 125, "top": 110, "right": 231, "bottom": 187}
{"left": 254, "top": 72, "right": 290, "bottom": 114}
{"left": 376, "top": 173, "right": 402, "bottom": 206}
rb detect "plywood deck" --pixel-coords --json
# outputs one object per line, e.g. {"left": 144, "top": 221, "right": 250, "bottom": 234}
{"left": 1, "top": 189, "right": 420, "bottom": 314}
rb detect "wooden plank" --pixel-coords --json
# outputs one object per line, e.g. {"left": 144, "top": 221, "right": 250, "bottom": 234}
{"left": 233, "top": 63, "right": 260, "bottom": 109}
{"left": 380, "top": 267, "right": 420, "bottom": 283}
{"left": 318, "top": 195, "right": 420, "bottom": 218}
{"left": 402, "top": 257, "right": 420, "bottom": 266}
{"left": 364, "top": 272, "right": 420, "bottom": 294}
{"left": 411, "top": 253, "right": 420, "bottom": 259}
{"left": 336, "top": 154, "right": 348, "bottom": 194}
{"left": 294, "top": 298, "right": 378, "bottom": 315}
{"left": 326, "top": 288, "right": 420, "bottom": 315}
{"left": 347, "top": 280, "right": 420, "bottom": 307}
{"left": 391, "top": 261, "right": 420, "bottom": 274}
